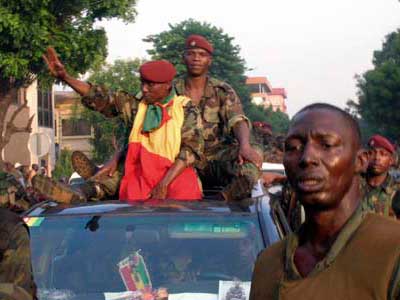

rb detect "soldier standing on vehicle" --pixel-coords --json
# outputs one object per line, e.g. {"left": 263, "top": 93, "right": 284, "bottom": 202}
{"left": 0, "top": 208, "right": 37, "bottom": 300}
{"left": 174, "top": 35, "right": 263, "bottom": 201}
{"left": 362, "top": 134, "right": 400, "bottom": 218}
{"left": 37, "top": 51, "right": 203, "bottom": 202}
{"left": 250, "top": 103, "right": 400, "bottom": 300}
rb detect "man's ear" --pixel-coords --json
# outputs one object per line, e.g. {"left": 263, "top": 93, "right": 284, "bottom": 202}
{"left": 355, "top": 149, "right": 369, "bottom": 174}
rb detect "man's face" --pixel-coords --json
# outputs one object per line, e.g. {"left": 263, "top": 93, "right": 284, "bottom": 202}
{"left": 367, "top": 147, "right": 393, "bottom": 175}
{"left": 183, "top": 48, "right": 212, "bottom": 76}
{"left": 141, "top": 80, "right": 171, "bottom": 104}
{"left": 284, "top": 109, "right": 361, "bottom": 209}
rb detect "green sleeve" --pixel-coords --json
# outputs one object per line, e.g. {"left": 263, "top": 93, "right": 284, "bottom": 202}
{"left": 0, "top": 225, "right": 36, "bottom": 299}
{"left": 177, "top": 100, "right": 204, "bottom": 166}
{"left": 81, "top": 83, "right": 139, "bottom": 128}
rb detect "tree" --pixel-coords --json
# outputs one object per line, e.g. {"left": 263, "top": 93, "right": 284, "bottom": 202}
{"left": 144, "top": 19, "right": 251, "bottom": 105}
{"left": 52, "top": 149, "right": 73, "bottom": 180}
{"left": 0, "top": 0, "right": 138, "bottom": 166}
{"left": 82, "top": 58, "right": 143, "bottom": 163}
{"left": 246, "top": 105, "right": 290, "bottom": 134}
{"left": 349, "top": 29, "right": 400, "bottom": 142}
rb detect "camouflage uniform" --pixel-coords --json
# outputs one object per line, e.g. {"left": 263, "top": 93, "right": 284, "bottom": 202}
{"left": 361, "top": 173, "right": 400, "bottom": 218}
{"left": 174, "top": 77, "right": 262, "bottom": 201}
{"left": 0, "top": 208, "right": 36, "bottom": 300}
{"left": 78, "top": 84, "right": 203, "bottom": 200}
{"left": 0, "top": 171, "right": 32, "bottom": 213}
{"left": 253, "top": 128, "right": 284, "bottom": 163}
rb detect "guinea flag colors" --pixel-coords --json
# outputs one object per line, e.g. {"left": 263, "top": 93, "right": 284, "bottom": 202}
{"left": 119, "top": 95, "right": 202, "bottom": 201}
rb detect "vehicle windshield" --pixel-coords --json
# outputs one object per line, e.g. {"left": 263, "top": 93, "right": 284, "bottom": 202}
{"left": 28, "top": 214, "right": 265, "bottom": 300}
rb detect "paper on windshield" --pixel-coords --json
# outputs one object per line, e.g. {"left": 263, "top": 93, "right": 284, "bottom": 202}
{"left": 218, "top": 281, "right": 251, "bottom": 300}
{"left": 169, "top": 293, "right": 218, "bottom": 300}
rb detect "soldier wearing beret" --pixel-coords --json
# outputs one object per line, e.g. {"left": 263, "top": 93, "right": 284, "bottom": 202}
{"left": 361, "top": 134, "right": 400, "bottom": 218}
{"left": 173, "top": 34, "right": 263, "bottom": 201}
{"left": 250, "top": 103, "right": 400, "bottom": 300}
{"left": 39, "top": 48, "right": 203, "bottom": 202}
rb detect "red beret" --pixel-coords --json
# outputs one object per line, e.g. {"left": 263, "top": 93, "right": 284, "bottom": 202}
{"left": 185, "top": 34, "right": 214, "bottom": 54}
{"left": 139, "top": 60, "right": 176, "bottom": 83}
{"left": 368, "top": 134, "right": 396, "bottom": 154}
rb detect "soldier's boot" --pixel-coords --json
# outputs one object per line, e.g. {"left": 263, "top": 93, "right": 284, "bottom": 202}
{"left": 71, "top": 151, "right": 98, "bottom": 180}
{"left": 32, "top": 175, "right": 88, "bottom": 204}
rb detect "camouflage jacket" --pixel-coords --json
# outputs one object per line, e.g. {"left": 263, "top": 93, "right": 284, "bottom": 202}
{"left": 0, "top": 208, "right": 36, "bottom": 300}
{"left": 361, "top": 174, "right": 400, "bottom": 218}
{"left": 174, "top": 77, "right": 250, "bottom": 160}
{"left": 0, "top": 172, "right": 31, "bottom": 213}
{"left": 81, "top": 84, "right": 203, "bottom": 166}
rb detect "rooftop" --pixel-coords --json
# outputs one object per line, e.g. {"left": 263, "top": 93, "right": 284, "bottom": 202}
{"left": 24, "top": 199, "right": 259, "bottom": 217}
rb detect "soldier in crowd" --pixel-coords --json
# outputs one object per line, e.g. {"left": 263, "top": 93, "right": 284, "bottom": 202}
{"left": 362, "top": 134, "right": 400, "bottom": 218}
{"left": 0, "top": 208, "right": 37, "bottom": 300}
{"left": 0, "top": 169, "right": 32, "bottom": 213}
{"left": 250, "top": 103, "right": 400, "bottom": 299}
{"left": 36, "top": 54, "right": 203, "bottom": 202}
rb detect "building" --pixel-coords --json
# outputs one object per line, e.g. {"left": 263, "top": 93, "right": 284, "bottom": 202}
{"left": 2, "top": 81, "right": 56, "bottom": 174}
{"left": 54, "top": 91, "right": 93, "bottom": 157}
{"left": 246, "top": 76, "right": 287, "bottom": 113}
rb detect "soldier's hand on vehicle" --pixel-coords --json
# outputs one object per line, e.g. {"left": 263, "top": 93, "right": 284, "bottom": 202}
{"left": 149, "top": 181, "right": 168, "bottom": 200}
{"left": 238, "top": 144, "right": 263, "bottom": 168}
{"left": 42, "top": 47, "right": 67, "bottom": 80}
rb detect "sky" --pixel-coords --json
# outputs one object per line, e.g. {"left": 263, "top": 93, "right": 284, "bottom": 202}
{"left": 97, "top": 0, "right": 400, "bottom": 116}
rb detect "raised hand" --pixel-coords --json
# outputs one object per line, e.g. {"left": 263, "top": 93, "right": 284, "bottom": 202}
{"left": 42, "top": 47, "right": 67, "bottom": 80}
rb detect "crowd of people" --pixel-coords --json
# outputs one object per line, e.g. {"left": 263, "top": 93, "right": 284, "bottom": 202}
{"left": 1, "top": 34, "right": 400, "bottom": 299}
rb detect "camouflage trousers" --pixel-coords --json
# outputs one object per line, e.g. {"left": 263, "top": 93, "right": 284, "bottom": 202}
{"left": 198, "top": 141, "right": 262, "bottom": 201}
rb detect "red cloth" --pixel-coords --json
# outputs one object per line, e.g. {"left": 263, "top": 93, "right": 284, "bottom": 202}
{"left": 119, "top": 143, "right": 202, "bottom": 201}
{"left": 185, "top": 34, "right": 214, "bottom": 54}
{"left": 139, "top": 60, "right": 176, "bottom": 83}
{"left": 368, "top": 134, "right": 396, "bottom": 154}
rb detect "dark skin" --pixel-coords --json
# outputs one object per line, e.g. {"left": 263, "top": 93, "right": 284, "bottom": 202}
{"left": 43, "top": 47, "right": 186, "bottom": 199}
{"left": 183, "top": 48, "right": 262, "bottom": 168}
{"left": 366, "top": 147, "right": 394, "bottom": 188}
{"left": 283, "top": 109, "right": 368, "bottom": 277}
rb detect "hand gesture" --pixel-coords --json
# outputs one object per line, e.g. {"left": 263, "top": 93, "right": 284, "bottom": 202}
{"left": 42, "top": 47, "right": 67, "bottom": 80}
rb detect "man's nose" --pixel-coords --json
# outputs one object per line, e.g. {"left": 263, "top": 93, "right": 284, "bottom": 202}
{"left": 299, "top": 142, "right": 319, "bottom": 167}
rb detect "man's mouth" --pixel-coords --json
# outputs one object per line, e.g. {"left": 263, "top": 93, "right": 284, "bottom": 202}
{"left": 296, "top": 176, "right": 324, "bottom": 192}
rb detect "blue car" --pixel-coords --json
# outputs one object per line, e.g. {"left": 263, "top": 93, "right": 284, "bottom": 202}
{"left": 23, "top": 189, "right": 289, "bottom": 300}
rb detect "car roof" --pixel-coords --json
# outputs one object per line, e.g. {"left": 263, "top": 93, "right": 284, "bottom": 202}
{"left": 24, "top": 199, "right": 261, "bottom": 218}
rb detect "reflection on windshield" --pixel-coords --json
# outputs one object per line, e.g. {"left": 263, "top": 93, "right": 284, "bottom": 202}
{"left": 29, "top": 215, "right": 264, "bottom": 299}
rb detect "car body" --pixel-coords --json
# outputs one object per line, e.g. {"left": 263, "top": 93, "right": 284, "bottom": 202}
{"left": 23, "top": 184, "right": 288, "bottom": 300}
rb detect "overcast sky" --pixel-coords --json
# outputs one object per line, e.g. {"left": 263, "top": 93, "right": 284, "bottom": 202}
{"left": 98, "top": 0, "right": 400, "bottom": 116}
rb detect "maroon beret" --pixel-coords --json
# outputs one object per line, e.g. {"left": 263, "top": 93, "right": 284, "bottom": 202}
{"left": 368, "top": 134, "right": 396, "bottom": 154}
{"left": 185, "top": 34, "right": 214, "bottom": 54}
{"left": 139, "top": 60, "right": 176, "bottom": 83}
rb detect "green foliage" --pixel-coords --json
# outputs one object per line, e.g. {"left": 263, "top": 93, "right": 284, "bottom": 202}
{"left": 349, "top": 29, "right": 400, "bottom": 142}
{"left": 144, "top": 19, "right": 250, "bottom": 103}
{"left": 52, "top": 148, "right": 73, "bottom": 180}
{"left": 0, "top": 0, "right": 138, "bottom": 90}
{"left": 83, "top": 58, "right": 144, "bottom": 163}
{"left": 246, "top": 104, "right": 290, "bottom": 134}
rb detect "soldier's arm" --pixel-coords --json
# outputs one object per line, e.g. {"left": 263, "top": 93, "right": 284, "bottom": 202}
{"left": 218, "top": 84, "right": 251, "bottom": 135}
{"left": 177, "top": 99, "right": 204, "bottom": 167}
{"left": 0, "top": 225, "right": 36, "bottom": 299}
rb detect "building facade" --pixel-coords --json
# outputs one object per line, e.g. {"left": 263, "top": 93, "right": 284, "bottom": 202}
{"left": 54, "top": 91, "right": 93, "bottom": 158}
{"left": 246, "top": 76, "right": 287, "bottom": 113}
{"left": 2, "top": 81, "right": 56, "bottom": 174}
